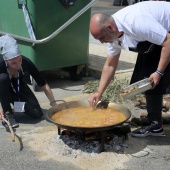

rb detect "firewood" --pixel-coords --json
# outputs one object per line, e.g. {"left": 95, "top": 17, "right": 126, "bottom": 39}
{"left": 140, "top": 111, "right": 170, "bottom": 117}
{"left": 140, "top": 111, "right": 170, "bottom": 124}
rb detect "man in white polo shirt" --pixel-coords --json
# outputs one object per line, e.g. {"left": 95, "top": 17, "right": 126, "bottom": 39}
{"left": 88, "top": 1, "right": 170, "bottom": 137}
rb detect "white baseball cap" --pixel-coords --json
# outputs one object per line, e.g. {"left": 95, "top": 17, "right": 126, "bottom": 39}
{"left": 0, "top": 34, "right": 21, "bottom": 60}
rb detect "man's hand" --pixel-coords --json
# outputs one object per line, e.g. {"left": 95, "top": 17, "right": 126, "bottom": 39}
{"left": 148, "top": 72, "right": 162, "bottom": 89}
{"left": 88, "top": 92, "right": 102, "bottom": 108}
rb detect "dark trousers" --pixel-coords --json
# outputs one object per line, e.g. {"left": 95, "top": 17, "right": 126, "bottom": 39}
{"left": 146, "top": 94, "right": 163, "bottom": 126}
{"left": 130, "top": 42, "right": 170, "bottom": 126}
{"left": 0, "top": 73, "right": 43, "bottom": 119}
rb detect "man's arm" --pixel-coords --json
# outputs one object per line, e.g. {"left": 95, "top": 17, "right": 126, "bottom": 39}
{"left": 42, "top": 83, "right": 57, "bottom": 107}
{"left": 88, "top": 53, "right": 120, "bottom": 107}
{"left": 149, "top": 33, "right": 170, "bottom": 88}
{"left": 97, "top": 53, "right": 120, "bottom": 94}
{"left": 0, "top": 109, "right": 4, "bottom": 120}
{"left": 158, "top": 33, "right": 170, "bottom": 72}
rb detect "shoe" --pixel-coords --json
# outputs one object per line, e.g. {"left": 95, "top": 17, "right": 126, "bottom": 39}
{"left": 3, "top": 111, "right": 19, "bottom": 128}
{"left": 131, "top": 121, "right": 164, "bottom": 137}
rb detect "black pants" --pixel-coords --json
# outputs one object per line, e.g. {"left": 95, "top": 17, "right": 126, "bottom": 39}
{"left": 146, "top": 94, "right": 163, "bottom": 126}
{"left": 0, "top": 73, "right": 43, "bottom": 119}
{"left": 130, "top": 42, "right": 170, "bottom": 126}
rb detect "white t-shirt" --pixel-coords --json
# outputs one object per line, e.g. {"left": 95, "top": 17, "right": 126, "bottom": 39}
{"left": 107, "top": 1, "right": 170, "bottom": 57}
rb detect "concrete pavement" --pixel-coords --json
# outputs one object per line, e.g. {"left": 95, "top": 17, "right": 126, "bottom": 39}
{"left": 88, "top": 40, "right": 137, "bottom": 80}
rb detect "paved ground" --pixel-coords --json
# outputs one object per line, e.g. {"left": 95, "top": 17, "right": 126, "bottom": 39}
{"left": 1, "top": 1, "right": 170, "bottom": 170}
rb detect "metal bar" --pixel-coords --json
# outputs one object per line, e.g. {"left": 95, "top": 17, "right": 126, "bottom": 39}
{"left": 99, "top": 131, "right": 105, "bottom": 152}
{"left": 58, "top": 126, "right": 61, "bottom": 135}
{"left": 0, "top": 0, "right": 98, "bottom": 45}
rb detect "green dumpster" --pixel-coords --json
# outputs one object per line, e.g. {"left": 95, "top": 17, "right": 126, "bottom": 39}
{"left": 0, "top": 0, "right": 93, "bottom": 80}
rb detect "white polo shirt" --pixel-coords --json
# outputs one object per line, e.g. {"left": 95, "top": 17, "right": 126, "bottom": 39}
{"left": 107, "top": 1, "right": 170, "bottom": 57}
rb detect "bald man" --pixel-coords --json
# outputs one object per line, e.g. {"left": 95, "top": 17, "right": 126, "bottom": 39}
{"left": 88, "top": 1, "right": 170, "bottom": 138}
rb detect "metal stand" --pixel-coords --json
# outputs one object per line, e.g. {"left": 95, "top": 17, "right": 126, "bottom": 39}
{"left": 58, "top": 126, "right": 61, "bottom": 135}
{"left": 56, "top": 126, "right": 130, "bottom": 153}
{"left": 99, "top": 131, "right": 106, "bottom": 152}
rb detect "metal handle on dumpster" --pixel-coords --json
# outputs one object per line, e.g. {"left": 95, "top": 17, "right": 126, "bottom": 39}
{"left": 0, "top": 0, "right": 98, "bottom": 45}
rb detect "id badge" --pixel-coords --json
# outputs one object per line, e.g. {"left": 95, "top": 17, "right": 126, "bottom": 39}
{"left": 14, "top": 101, "right": 25, "bottom": 112}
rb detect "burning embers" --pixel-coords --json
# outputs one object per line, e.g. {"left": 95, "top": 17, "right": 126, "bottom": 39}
{"left": 50, "top": 124, "right": 130, "bottom": 157}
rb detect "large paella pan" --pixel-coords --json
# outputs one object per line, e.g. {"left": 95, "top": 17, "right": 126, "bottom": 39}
{"left": 46, "top": 100, "right": 131, "bottom": 132}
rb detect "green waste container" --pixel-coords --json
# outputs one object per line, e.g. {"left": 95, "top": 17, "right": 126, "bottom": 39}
{"left": 0, "top": 0, "right": 92, "bottom": 80}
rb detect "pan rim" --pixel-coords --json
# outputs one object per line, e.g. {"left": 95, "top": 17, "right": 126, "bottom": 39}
{"left": 45, "top": 100, "right": 131, "bottom": 131}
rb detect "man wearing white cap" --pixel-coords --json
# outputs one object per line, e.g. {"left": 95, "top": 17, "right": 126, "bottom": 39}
{"left": 0, "top": 34, "right": 57, "bottom": 128}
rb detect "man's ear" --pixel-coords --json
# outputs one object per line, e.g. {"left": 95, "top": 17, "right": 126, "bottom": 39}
{"left": 106, "top": 24, "right": 113, "bottom": 31}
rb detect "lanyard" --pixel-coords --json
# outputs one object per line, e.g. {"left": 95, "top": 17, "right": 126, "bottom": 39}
{"left": 5, "top": 62, "right": 24, "bottom": 99}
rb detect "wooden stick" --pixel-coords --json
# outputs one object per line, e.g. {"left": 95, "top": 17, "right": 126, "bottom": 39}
{"left": 2, "top": 117, "right": 15, "bottom": 142}
{"left": 140, "top": 111, "right": 170, "bottom": 118}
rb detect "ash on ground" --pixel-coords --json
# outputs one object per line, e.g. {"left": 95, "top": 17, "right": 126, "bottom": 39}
{"left": 47, "top": 130, "right": 129, "bottom": 158}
